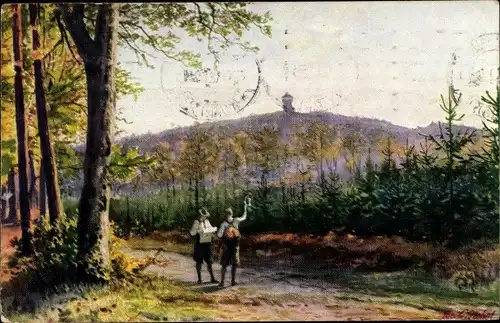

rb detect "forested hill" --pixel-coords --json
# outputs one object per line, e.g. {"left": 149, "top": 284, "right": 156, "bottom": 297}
{"left": 117, "top": 110, "right": 480, "bottom": 153}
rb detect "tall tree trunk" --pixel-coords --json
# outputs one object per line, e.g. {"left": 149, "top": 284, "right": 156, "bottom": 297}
{"left": 12, "top": 4, "right": 32, "bottom": 255}
{"left": 39, "top": 159, "right": 47, "bottom": 219}
{"left": 214, "top": 186, "right": 221, "bottom": 218}
{"left": 223, "top": 177, "right": 228, "bottom": 205}
{"left": 61, "top": 3, "right": 120, "bottom": 282}
{"left": 319, "top": 135, "right": 325, "bottom": 188}
{"left": 231, "top": 176, "right": 236, "bottom": 195}
{"left": 171, "top": 174, "right": 176, "bottom": 197}
{"left": 30, "top": 4, "right": 64, "bottom": 223}
{"left": 297, "top": 163, "right": 307, "bottom": 203}
{"left": 281, "top": 180, "right": 290, "bottom": 229}
{"left": 1, "top": 185, "right": 7, "bottom": 221}
{"left": 7, "top": 167, "right": 18, "bottom": 223}
{"left": 222, "top": 164, "right": 228, "bottom": 204}
{"left": 195, "top": 177, "right": 200, "bottom": 211}
{"left": 188, "top": 178, "right": 193, "bottom": 206}
{"left": 28, "top": 150, "right": 37, "bottom": 207}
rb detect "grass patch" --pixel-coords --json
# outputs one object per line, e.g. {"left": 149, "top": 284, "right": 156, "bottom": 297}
{"left": 7, "top": 275, "right": 220, "bottom": 322}
{"left": 322, "top": 268, "right": 500, "bottom": 309}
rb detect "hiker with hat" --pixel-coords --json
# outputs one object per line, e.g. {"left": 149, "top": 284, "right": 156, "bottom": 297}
{"left": 189, "top": 207, "right": 218, "bottom": 284}
{"left": 216, "top": 195, "right": 251, "bottom": 287}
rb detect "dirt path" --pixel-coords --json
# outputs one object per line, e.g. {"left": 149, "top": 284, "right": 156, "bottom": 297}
{"left": 1, "top": 222, "right": 28, "bottom": 283}
{"left": 122, "top": 248, "right": 448, "bottom": 320}
{"left": 1, "top": 210, "right": 41, "bottom": 283}
{"left": 125, "top": 248, "right": 342, "bottom": 293}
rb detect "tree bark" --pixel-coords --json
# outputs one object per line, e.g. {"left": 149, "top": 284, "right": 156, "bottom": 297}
{"left": 39, "top": 159, "right": 47, "bottom": 219}
{"left": 7, "top": 167, "right": 18, "bottom": 223}
{"left": 30, "top": 4, "right": 63, "bottom": 223}
{"left": 12, "top": 4, "right": 32, "bottom": 255}
{"left": 188, "top": 178, "right": 193, "bottom": 206}
{"left": 28, "top": 150, "right": 37, "bottom": 207}
{"left": 61, "top": 3, "right": 120, "bottom": 282}
{"left": 231, "top": 175, "right": 237, "bottom": 195}
{"left": 171, "top": 174, "right": 176, "bottom": 197}
{"left": 1, "top": 185, "right": 7, "bottom": 222}
{"left": 194, "top": 177, "right": 200, "bottom": 211}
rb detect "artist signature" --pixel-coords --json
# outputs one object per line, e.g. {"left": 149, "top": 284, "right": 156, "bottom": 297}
{"left": 442, "top": 309, "right": 498, "bottom": 320}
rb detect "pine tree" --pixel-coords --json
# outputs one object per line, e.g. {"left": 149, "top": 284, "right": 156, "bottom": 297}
{"left": 379, "top": 136, "right": 397, "bottom": 182}
{"left": 424, "top": 85, "right": 476, "bottom": 245}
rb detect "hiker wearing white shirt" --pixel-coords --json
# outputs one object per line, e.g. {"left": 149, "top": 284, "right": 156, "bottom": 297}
{"left": 217, "top": 196, "right": 250, "bottom": 287}
{"left": 189, "top": 207, "right": 218, "bottom": 284}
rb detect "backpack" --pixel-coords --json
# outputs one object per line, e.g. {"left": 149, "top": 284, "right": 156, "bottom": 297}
{"left": 222, "top": 222, "right": 241, "bottom": 242}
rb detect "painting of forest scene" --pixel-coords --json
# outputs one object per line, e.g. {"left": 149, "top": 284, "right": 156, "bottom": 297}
{"left": 1, "top": 2, "right": 499, "bottom": 322}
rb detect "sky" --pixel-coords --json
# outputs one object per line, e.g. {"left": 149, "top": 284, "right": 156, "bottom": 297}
{"left": 117, "top": 1, "right": 499, "bottom": 137}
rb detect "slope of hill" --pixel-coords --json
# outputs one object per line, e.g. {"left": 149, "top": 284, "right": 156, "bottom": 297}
{"left": 61, "top": 111, "right": 482, "bottom": 197}
{"left": 118, "top": 110, "right": 480, "bottom": 153}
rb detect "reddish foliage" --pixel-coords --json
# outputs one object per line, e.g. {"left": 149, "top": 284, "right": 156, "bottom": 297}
{"left": 1, "top": 208, "right": 40, "bottom": 283}
{"left": 237, "top": 231, "right": 441, "bottom": 271}
{"left": 141, "top": 230, "right": 445, "bottom": 271}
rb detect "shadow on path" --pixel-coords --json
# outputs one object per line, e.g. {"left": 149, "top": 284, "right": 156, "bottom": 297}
{"left": 193, "top": 285, "right": 222, "bottom": 293}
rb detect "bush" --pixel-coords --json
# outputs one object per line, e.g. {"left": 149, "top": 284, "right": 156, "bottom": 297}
{"left": 62, "top": 198, "right": 79, "bottom": 217}
{"left": 9, "top": 215, "right": 79, "bottom": 289}
{"left": 431, "top": 245, "right": 500, "bottom": 291}
{"left": 9, "top": 214, "right": 146, "bottom": 291}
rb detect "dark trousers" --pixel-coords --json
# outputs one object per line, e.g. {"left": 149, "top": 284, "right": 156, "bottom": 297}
{"left": 193, "top": 242, "right": 216, "bottom": 282}
{"left": 219, "top": 240, "right": 240, "bottom": 285}
{"left": 193, "top": 242, "right": 213, "bottom": 264}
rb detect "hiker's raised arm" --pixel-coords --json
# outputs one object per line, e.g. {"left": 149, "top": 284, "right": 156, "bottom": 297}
{"left": 237, "top": 196, "right": 251, "bottom": 222}
{"left": 236, "top": 204, "right": 247, "bottom": 222}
